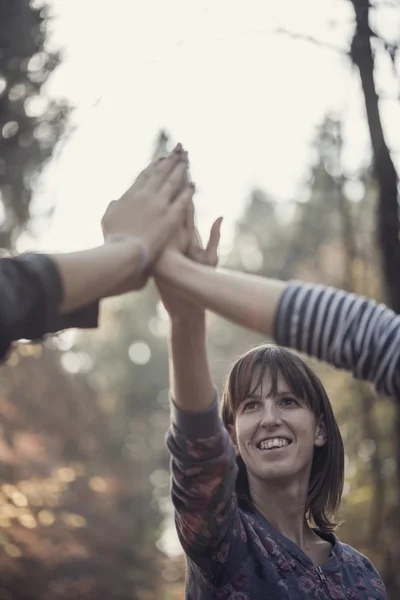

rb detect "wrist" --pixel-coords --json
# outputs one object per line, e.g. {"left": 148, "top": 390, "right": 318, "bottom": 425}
{"left": 169, "top": 309, "right": 205, "bottom": 327}
{"left": 170, "top": 312, "right": 206, "bottom": 346}
{"left": 106, "top": 234, "right": 149, "bottom": 274}
{"left": 103, "top": 238, "right": 149, "bottom": 293}
{"left": 153, "top": 248, "right": 183, "bottom": 277}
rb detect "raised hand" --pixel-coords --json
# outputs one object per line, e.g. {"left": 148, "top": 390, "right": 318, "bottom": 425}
{"left": 101, "top": 145, "right": 193, "bottom": 274}
{"left": 154, "top": 198, "right": 223, "bottom": 319}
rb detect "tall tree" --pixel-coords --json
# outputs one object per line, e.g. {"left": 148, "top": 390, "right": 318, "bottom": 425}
{"left": 349, "top": 4, "right": 400, "bottom": 594}
{"left": 0, "top": 0, "right": 69, "bottom": 248}
{"left": 349, "top": 0, "right": 400, "bottom": 310}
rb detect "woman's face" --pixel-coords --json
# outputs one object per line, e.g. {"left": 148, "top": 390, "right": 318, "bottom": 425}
{"left": 233, "top": 369, "right": 326, "bottom": 485}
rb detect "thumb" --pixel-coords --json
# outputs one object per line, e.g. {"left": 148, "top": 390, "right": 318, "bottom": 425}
{"left": 205, "top": 216, "right": 223, "bottom": 266}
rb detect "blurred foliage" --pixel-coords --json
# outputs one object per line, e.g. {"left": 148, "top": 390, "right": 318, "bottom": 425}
{"left": 0, "top": 0, "right": 69, "bottom": 249}
{"left": 0, "top": 121, "right": 398, "bottom": 598}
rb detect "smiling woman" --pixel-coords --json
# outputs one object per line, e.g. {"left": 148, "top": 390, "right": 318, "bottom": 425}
{"left": 166, "top": 339, "right": 386, "bottom": 599}
{"left": 221, "top": 345, "right": 344, "bottom": 535}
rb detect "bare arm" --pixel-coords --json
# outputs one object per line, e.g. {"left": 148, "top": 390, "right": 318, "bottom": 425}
{"left": 52, "top": 239, "right": 146, "bottom": 314}
{"left": 158, "top": 249, "right": 400, "bottom": 399}
{"left": 169, "top": 312, "right": 215, "bottom": 412}
{"left": 55, "top": 146, "right": 192, "bottom": 314}
{"left": 156, "top": 205, "right": 220, "bottom": 411}
{"left": 160, "top": 219, "right": 242, "bottom": 570}
{"left": 156, "top": 250, "right": 287, "bottom": 337}
{"left": 0, "top": 146, "right": 192, "bottom": 361}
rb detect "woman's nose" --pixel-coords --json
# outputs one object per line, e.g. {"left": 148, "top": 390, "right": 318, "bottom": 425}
{"left": 259, "top": 401, "right": 281, "bottom": 427}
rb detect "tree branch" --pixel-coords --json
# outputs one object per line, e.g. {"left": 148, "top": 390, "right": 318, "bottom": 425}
{"left": 272, "top": 27, "right": 349, "bottom": 55}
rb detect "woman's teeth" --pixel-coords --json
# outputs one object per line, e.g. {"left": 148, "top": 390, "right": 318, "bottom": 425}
{"left": 258, "top": 438, "right": 290, "bottom": 450}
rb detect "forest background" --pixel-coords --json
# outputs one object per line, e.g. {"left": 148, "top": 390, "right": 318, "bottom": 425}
{"left": 0, "top": 0, "right": 400, "bottom": 598}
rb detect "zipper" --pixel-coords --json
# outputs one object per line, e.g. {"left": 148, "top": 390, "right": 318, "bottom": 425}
{"left": 316, "top": 567, "right": 331, "bottom": 597}
{"left": 316, "top": 566, "right": 326, "bottom": 583}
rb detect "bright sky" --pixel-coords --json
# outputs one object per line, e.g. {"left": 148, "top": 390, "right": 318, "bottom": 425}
{"left": 21, "top": 0, "right": 400, "bottom": 256}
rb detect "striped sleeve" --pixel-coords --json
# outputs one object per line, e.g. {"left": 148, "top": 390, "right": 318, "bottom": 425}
{"left": 274, "top": 282, "right": 400, "bottom": 400}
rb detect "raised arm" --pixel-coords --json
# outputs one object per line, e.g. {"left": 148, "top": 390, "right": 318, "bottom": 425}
{"left": 155, "top": 250, "right": 286, "bottom": 336}
{"left": 0, "top": 147, "right": 191, "bottom": 360}
{"left": 156, "top": 251, "right": 400, "bottom": 399}
{"left": 155, "top": 218, "right": 244, "bottom": 575}
{"left": 67, "top": 144, "right": 191, "bottom": 311}
{"left": 161, "top": 213, "right": 221, "bottom": 412}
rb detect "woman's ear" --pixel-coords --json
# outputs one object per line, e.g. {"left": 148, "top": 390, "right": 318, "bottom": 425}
{"left": 314, "top": 416, "right": 327, "bottom": 448}
{"left": 226, "top": 424, "right": 240, "bottom": 456}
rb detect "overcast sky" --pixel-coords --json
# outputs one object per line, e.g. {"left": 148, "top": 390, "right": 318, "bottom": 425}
{"left": 14, "top": 0, "right": 381, "bottom": 254}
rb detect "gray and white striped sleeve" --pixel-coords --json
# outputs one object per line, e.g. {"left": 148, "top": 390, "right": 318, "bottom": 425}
{"left": 273, "top": 281, "right": 400, "bottom": 399}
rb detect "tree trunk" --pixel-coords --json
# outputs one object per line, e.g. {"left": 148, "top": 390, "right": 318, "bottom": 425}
{"left": 349, "top": 0, "right": 400, "bottom": 311}
{"left": 349, "top": 1, "right": 400, "bottom": 596}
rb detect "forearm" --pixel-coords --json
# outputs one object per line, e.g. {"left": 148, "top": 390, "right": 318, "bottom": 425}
{"left": 275, "top": 281, "right": 400, "bottom": 398}
{"left": 167, "top": 322, "right": 238, "bottom": 556}
{"left": 170, "top": 313, "right": 214, "bottom": 412}
{"left": 0, "top": 253, "right": 99, "bottom": 360}
{"left": 157, "top": 252, "right": 287, "bottom": 337}
{"left": 52, "top": 240, "right": 144, "bottom": 314}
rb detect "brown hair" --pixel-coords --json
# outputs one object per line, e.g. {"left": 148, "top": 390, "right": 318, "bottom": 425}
{"left": 221, "top": 344, "right": 344, "bottom": 533}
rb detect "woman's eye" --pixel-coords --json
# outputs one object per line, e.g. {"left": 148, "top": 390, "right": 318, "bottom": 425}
{"left": 281, "top": 397, "right": 298, "bottom": 407}
{"left": 243, "top": 401, "right": 257, "bottom": 411}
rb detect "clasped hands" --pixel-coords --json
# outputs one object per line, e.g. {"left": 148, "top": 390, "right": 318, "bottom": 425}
{"left": 100, "top": 143, "right": 222, "bottom": 316}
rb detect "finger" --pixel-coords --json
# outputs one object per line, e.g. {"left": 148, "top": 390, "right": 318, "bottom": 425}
{"left": 185, "top": 199, "right": 196, "bottom": 243}
{"left": 182, "top": 164, "right": 191, "bottom": 186}
{"left": 205, "top": 217, "right": 223, "bottom": 266}
{"left": 146, "top": 145, "right": 187, "bottom": 193}
{"left": 165, "top": 184, "right": 195, "bottom": 232}
{"left": 189, "top": 197, "right": 204, "bottom": 250}
{"left": 186, "top": 227, "right": 203, "bottom": 262}
{"left": 134, "top": 156, "right": 167, "bottom": 188}
{"left": 158, "top": 160, "right": 189, "bottom": 204}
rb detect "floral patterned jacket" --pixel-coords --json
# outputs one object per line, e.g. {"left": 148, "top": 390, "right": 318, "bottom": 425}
{"left": 167, "top": 398, "right": 386, "bottom": 600}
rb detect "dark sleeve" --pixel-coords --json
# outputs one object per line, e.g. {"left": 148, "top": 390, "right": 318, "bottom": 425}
{"left": 0, "top": 252, "right": 99, "bottom": 360}
{"left": 167, "top": 393, "right": 248, "bottom": 581}
{"left": 274, "top": 281, "right": 400, "bottom": 399}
